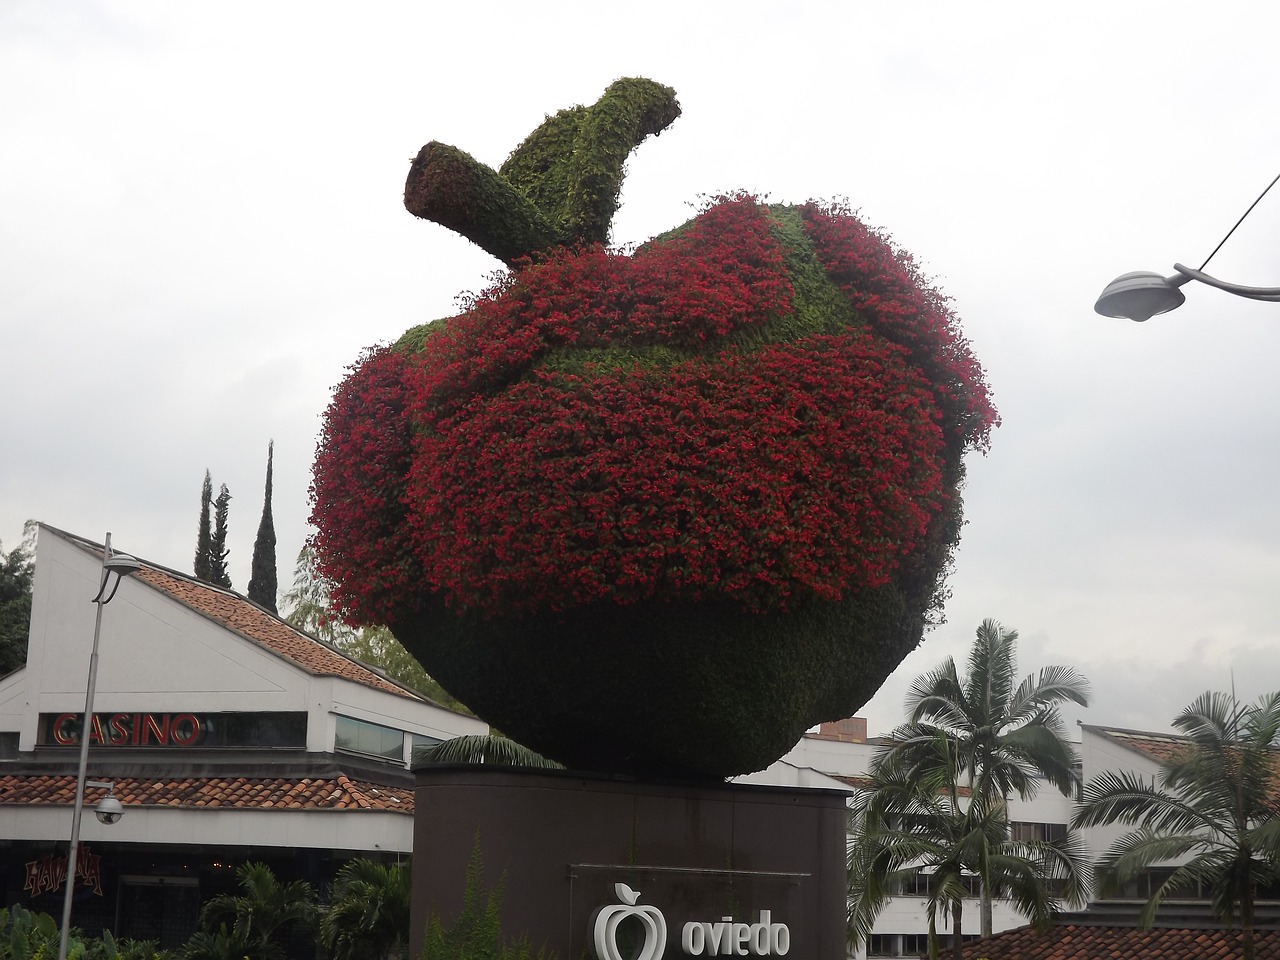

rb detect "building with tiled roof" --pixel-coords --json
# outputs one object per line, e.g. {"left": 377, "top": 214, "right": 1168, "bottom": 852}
{"left": 1084, "top": 723, "right": 1280, "bottom": 807}
{"left": 737, "top": 717, "right": 1077, "bottom": 960}
{"left": 0, "top": 525, "right": 486, "bottom": 947}
{"left": 957, "top": 922, "right": 1280, "bottom": 960}
{"left": 739, "top": 717, "right": 1280, "bottom": 958}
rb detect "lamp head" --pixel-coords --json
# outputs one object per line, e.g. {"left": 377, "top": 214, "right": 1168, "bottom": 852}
{"left": 1094, "top": 270, "right": 1188, "bottom": 322}
{"left": 95, "top": 795, "right": 123, "bottom": 825}
{"left": 93, "top": 551, "right": 141, "bottom": 604}
{"left": 104, "top": 554, "right": 141, "bottom": 576}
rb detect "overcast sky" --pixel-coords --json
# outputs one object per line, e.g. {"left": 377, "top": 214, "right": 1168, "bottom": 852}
{"left": 4, "top": 1, "right": 1279, "bottom": 742}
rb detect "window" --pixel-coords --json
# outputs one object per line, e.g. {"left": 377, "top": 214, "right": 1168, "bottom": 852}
{"left": 901, "top": 870, "right": 977, "bottom": 901}
{"left": 868, "top": 934, "right": 931, "bottom": 957}
{"left": 335, "top": 716, "right": 404, "bottom": 762}
{"left": 1112, "top": 867, "right": 1203, "bottom": 901}
{"left": 901, "top": 934, "right": 931, "bottom": 956}
{"left": 1009, "top": 821, "right": 1067, "bottom": 843}
{"left": 867, "top": 934, "right": 899, "bottom": 956}
{"left": 410, "top": 733, "right": 442, "bottom": 766}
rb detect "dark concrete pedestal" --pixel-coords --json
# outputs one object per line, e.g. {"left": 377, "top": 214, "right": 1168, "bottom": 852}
{"left": 410, "top": 766, "right": 848, "bottom": 959}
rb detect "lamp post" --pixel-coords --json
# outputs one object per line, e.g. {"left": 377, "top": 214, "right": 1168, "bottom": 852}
{"left": 57, "top": 533, "right": 140, "bottom": 960}
{"left": 1094, "top": 171, "right": 1280, "bottom": 322}
{"left": 1093, "top": 264, "right": 1280, "bottom": 322}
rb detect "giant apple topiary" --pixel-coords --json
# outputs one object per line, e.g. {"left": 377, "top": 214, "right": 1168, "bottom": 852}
{"left": 310, "top": 79, "right": 998, "bottom": 778}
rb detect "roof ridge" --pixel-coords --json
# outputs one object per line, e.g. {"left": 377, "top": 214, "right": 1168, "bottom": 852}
{"left": 0, "top": 772, "right": 413, "bottom": 813}
{"left": 45, "top": 525, "right": 426, "bottom": 702}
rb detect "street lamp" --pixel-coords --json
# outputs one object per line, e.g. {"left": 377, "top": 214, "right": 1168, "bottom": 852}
{"left": 1094, "top": 171, "right": 1280, "bottom": 322}
{"left": 57, "top": 533, "right": 140, "bottom": 960}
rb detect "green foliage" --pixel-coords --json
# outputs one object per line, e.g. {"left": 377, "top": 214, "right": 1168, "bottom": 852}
{"left": 0, "top": 523, "right": 35, "bottom": 676}
{"left": 0, "top": 904, "right": 59, "bottom": 960}
{"left": 897, "top": 619, "right": 1090, "bottom": 804}
{"left": 1074, "top": 690, "right": 1280, "bottom": 960}
{"left": 0, "top": 907, "right": 170, "bottom": 960}
{"left": 193, "top": 472, "right": 232, "bottom": 589}
{"left": 848, "top": 757, "right": 1087, "bottom": 960}
{"left": 104, "top": 937, "right": 172, "bottom": 960}
{"left": 420, "top": 848, "right": 551, "bottom": 960}
{"left": 415, "top": 735, "right": 561, "bottom": 769}
{"left": 405, "top": 142, "right": 559, "bottom": 269}
{"left": 282, "top": 548, "right": 470, "bottom": 713}
{"left": 321, "top": 859, "right": 410, "bottom": 960}
{"left": 194, "top": 471, "right": 213, "bottom": 583}
{"left": 79, "top": 930, "right": 173, "bottom": 960}
{"left": 247, "top": 441, "right": 278, "bottom": 613}
{"left": 209, "top": 485, "right": 232, "bottom": 589}
{"left": 503, "top": 77, "right": 682, "bottom": 245}
{"left": 395, "top": 580, "right": 928, "bottom": 778}
{"left": 405, "top": 78, "right": 680, "bottom": 265}
{"left": 181, "top": 924, "right": 244, "bottom": 960}
{"left": 197, "top": 862, "right": 317, "bottom": 960}
{"left": 849, "top": 619, "right": 1090, "bottom": 948}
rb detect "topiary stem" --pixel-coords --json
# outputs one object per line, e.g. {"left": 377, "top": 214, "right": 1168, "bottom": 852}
{"left": 404, "top": 78, "right": 681, "bottom": 265}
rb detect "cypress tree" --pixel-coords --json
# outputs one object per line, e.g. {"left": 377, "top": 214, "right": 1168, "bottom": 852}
{"left": 210, "top": 484, "right": 233, "bottom": 589}
{"left": 248, "top": 441, "right": 278, "bottom": 613}
{"left": 194, "top": 470, "right": 213, "bottom": 582}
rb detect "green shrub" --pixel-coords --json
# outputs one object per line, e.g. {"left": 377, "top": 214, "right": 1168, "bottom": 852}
{"left": 420, "top": 851, "right": 552, "bottom": 960}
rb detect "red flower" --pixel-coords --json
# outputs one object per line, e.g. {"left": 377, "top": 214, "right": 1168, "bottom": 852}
{"left": 310, "top": 196, "right": 996, "bottom": 627}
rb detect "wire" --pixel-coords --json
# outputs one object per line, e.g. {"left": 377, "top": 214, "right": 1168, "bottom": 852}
{"left": 1199, "top": 170, "right": 1280, "bottom": 271}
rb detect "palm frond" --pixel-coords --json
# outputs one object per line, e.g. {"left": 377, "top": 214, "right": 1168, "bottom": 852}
{"left": 1074, "top": 770, "right": 1214, "bottom": 835}
{"left": 1006, "top": 665, "right": 1090, "bottom": 725}
{"left": 415, "top": 734, "right": 563, "bottom": 768}
{"left": 963, "top": 619, "right": 1018, "bottom": 720}
{"left": 905, "top": 660, "right": 965, "bottom": 727}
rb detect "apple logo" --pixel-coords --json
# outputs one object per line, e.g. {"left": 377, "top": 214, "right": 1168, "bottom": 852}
{"left": 593, "top": 883, "right": 667, "bottom": 960}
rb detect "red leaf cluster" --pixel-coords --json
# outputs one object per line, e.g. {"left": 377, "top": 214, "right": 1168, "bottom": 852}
{"left": 800, "top": 201, "right": 998, "bottom": 451}
{"left": 310, "top": 196, "right": 996, "bottom": 626}
{"left": 414, "top": 197, "right": 791, "bottom": 413}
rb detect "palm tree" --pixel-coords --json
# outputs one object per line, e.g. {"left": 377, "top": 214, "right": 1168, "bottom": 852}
{"left": 889, "top": 618, "right": 1090, "bottom": 934}
{"left": 184, "top": 923, "right": 247, "bottom": 960}
{"left": 414, "top": 734, "right": 563, "bottom": 768}
{"left": 197, "top": 862, "right": 318, "bottom": 960}
{"left": 1073, "top": 690, "right": 1280, "bottom": 960}
{"left": 321, "top": 859, "right": 411, "bottom": 960}
{"left": 849, "top": 741, "right": 1088, "bottom": 960}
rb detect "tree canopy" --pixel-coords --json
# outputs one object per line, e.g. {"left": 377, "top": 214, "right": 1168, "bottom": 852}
{"left": 197, "top": 862, "right": 317, "bottom": 960}
{"left": 194, "top": 470, "right": 213, "bottom": 583}
{"left": 849, "top": 759, "right": 1086, "bottom": 960}
{"left": 848, "top": 619, "right": 1090, "bottom": 954}
{"left": 321, "top": 859, "right": 410, "bottom": 960}
{"left": 282, "top": 547, "right": 469, "bottom": 714}
{"left": 248, "top": 441, "right": 278, "bottom": 612}
{"left": 0, "top": 527, "right": 35, "bottom": 676}
{"left": 209, "top": 484, "right": 232, "bottom": 589}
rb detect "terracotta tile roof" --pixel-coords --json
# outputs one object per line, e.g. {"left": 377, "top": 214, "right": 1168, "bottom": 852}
{"left": 960, "top": 923, "right": 1280, "bottom": 959}
{"left": 1095, "top": 727, "right": 1196, "bottom": 766}
{"left": 130, "top": 562, "right": 419, "bottom": 701}
{"left": 47, "top": 527, "right": 419, "bottom": 700}
{"left": 0, "top": 773, "right": 413, "bottom": 813}
{"left": 1090, "top": 726, "right": 1280, "bottom": 810}
{"left": 831, "top": 774, "right": 874, "bottom": 790}
{"left": 833, "top": 773, "right": 973, "bottom": 798}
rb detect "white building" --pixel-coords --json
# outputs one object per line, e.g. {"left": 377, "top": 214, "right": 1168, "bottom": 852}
{"left": 0, "top": 525, "right": 485, "bottom": 946}
{"left": 741, "top": 717, "right": 1077, "bottom": 959}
